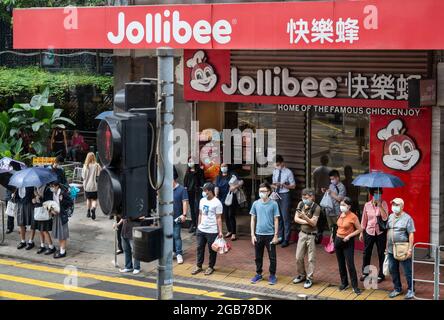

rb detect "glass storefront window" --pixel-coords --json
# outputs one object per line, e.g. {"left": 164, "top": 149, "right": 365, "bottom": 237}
{"left": 309, "top": 112, "right": 370, "bottom": 216}
{"left": 225, "top": 103, "right": 277, "bottom": 208}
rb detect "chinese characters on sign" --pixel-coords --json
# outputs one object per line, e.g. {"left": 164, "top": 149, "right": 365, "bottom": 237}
{"left": 346, "top": 73, "right": 421, "bottom": 100}
{"left": 287, "top": 18, "right": 359, "bottom": 45}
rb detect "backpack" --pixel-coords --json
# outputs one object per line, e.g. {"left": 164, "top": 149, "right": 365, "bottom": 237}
{"left": 60, "top": 186, "right": 75, "bottom": 218}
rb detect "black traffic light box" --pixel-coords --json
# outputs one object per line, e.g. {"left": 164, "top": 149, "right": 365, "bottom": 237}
{"left": 97, "top": 112, "right": 152, "bottom": 218}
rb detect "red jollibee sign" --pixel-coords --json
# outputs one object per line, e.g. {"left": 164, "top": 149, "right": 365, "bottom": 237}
{"left": 13, "top": 0, "right": 444, "bottom": 50}
{"left": 370, "top": 109, "right": 431, "bottom": 244}
{"left": 183, "top": 49, "right": 423, "bottom": 108}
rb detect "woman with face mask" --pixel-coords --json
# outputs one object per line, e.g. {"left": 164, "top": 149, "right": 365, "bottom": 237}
{"left": 32, "top": 185, "right": 56, "bottom": 255}
{"left": 183, "top": 157, "right": 205, "bottom": 235}
{"left": 48, "top": 181, "right": 73, "bottom": 258}
{"left": 334, "top": 197, "right": 363, "bottom": 295}
{"left": 215, "top": 163, "right": 243, "bottom": 241}
{"left": 359, "top": 188, "right": 389, "bottom": 283}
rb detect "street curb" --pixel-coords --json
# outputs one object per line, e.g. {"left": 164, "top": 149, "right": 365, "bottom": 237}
{"left": 144, "top": 271, "right": 330, "bottom": 300}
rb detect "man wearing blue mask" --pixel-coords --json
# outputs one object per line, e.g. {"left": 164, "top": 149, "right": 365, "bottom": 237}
{"left": 191, "top": 182, "right": 223, "bottom": 276}
{"left": 293, "top": 188, "right": 320, "bottom": 289}
{"left": 250, "top": 182, "right": 280, "bottom": 285}
{"left": 321, "top": 169, "right": 346, "bottom": 239}
{"left": 272, "top": 155, "right": 296, "bottom": 248}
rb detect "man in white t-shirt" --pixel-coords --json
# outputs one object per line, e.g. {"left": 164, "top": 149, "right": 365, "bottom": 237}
{"left": 191, "top": 182, "right": 223, "bottom": 276}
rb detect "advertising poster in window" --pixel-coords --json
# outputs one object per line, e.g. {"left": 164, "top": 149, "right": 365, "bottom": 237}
{"left": 369, "top": 108, "right": 431, "bottom": 243}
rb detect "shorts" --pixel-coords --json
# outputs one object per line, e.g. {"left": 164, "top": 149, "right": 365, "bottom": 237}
{"left": 85, "top": 191, "right": 98, "bottom": 200}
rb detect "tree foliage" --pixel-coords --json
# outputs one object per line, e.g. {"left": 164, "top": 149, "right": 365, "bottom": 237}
{"left": 0, "top": 87, "right": 76, "bottom": 161}
{"left": 0, "top": 66, "right": 113, "bottom": 106}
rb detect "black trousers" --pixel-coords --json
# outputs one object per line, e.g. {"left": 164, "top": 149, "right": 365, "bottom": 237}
{"left": 116, "top": 216, "right": 123, "bottom": 251}
{"left": 335, "top": 236, "right": 358, "bottom": 289}
{"left": 188, "top": 191, "right": 199, "bottom": 229}
{"left": 255, "top": 234, "right": 277, "bottom": 275}
{"left": 362, "top": 230, "right": 387, "bottom": 277}
{"left": 223, "top": 197, "right": 237, "bottom": 234}
{"left": 196, "top": 230, "right": 218, "bottom": 269}
{"left": 7, "top": 216, "right": 14, "bottom": 231}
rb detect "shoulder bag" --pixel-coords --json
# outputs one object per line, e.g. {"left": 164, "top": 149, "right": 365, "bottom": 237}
{"left": 224, "top": 191, "right": 233, "bottom": 206}
{"left": 34, "top": 206, "right": 50, "bottom": 221}
{"left": 6, "top": 201, "right": 17, "bottom": 217}
{"left": 391, "top": 218, "right": 410, "bottom": 261}
{"left": 377, "top": 215, "right": 388, "bottom": 231}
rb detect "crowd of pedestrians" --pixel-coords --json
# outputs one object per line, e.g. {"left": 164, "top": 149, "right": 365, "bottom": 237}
{"left": 183, "top": 155, "right": 416, "bottom": 300}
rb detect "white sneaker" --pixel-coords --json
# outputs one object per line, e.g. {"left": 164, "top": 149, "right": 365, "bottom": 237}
{"left": 119, "top": 268, "right": 133, "bottom": 273}
{"left": 133, "top": 269, "right": 141, "bottom": 275}
{"left": 177, "top": 254, "right": 184, "bottom": 264}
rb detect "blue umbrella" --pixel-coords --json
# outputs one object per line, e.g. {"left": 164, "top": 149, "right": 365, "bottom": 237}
{"left": 352, "top": 171, "right": 404, "bottom": 188}
{"left": 95, "top": 111, "right": 113, "bottom": 120}
{"left": 8, "top": 167, "right": 58, "bottom": 188}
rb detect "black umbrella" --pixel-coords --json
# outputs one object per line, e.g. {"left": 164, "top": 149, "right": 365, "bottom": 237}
{"left": 0, "top": 169, "right": 15, "bottom": 191}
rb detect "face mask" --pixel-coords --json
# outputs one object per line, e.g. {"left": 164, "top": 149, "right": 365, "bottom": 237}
{"left": 221, "top": 167, "right": 228, "bottom": 173}
{"left": 259, "top": 192, "right": 268, "bottom": 200}
{"left": 392, "top": 205, "right": 401, "bottom": 214}
{"left": 373, "top": 194, "right": 381, "bottom": 201}
{"left": 202, "top": 191, "right": 208, "bottom": 198}
{"left": 50, "top": 187, "right": 55, "bottom": 193}
{"left": 330, "top": 179, "right": 337, "bottom": 185}
{"left": 188, "top": 162, "right": 194, "bottom": 168}
{"left": 302, "top": 199, "right": 312, "bottom": 206}
{"left": 340, "top": 205, "right": 348, "bottom": 213}
{"left": 275, "top": 165, "right": 281, "bottom": 170}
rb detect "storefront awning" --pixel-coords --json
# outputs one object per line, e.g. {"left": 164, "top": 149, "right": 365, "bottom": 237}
{"left": 12, "top": 0, "right": 444, "bottom": 50}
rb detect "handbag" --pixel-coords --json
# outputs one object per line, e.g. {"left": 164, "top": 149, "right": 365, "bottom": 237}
{"left": 377, "top": 215, "right": 388, "bottom": 231}
{"left": 320, "top": 192, "right": 334, "bottom": 210}
{"left": 6, "top": 201, "right": 17, "bottom": 217}
{"left": 224, "top": 191, "right": 233, "bottom": 206}
{"left": 236, "top": 188, "right": 248, "bottom": 207}
{"left": 390, "top": 218, "right": 410, "bottom": 261}
{"left": 34, "top": 206, "right": 50, "bottom": 221}
{"left": 324, "top": 236, "right": 335, "bottom": 254}
{"left": 383, "top": 254, "right": 390, "bottom": 276}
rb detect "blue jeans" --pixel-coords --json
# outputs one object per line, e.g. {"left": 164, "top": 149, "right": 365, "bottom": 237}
{"left": 277, "top": 192, "right": 291, "bottom": 242}
{"left": 173, "top": 222, "right": 183, "bottom": 256}
{"left": 122, "top": 237, "right": 140, "bottom": 270}
{"left": 388, "top": 253, "right": 413, "bottom": 292}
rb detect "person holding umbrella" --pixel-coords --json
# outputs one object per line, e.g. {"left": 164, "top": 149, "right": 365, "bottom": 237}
{"left": 15, "top": 187, "right": 36, "bottom": 250}
{"left": 9, "top": 166, "right": 59, "bottom": 251}
{"left": 351, "top": 171, "right": 404, "bottom": 285}
{"left": 0, "top": 157, "right": 27, "bottom": 234}
{"left": 360, "top": 188, "right": 389, "bottom": 283}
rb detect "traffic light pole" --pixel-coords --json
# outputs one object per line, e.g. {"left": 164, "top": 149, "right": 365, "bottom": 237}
{"left": 156, "top": 48, "right": 175, "bottom": 300}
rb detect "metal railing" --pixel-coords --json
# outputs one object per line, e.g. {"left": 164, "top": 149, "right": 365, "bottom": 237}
{"left": 0, "top": 200, "right": 6, "bottom": 245}
{"left": 412, "top": 242, "right": 444, "bottom": 300}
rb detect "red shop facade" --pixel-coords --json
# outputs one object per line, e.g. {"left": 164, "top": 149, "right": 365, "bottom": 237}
{"left": 183, "top": 49, "right": 434, "bottom": 244}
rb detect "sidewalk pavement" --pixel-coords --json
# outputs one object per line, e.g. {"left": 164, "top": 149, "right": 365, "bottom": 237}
{"left": 0, "top": 202, "right": 439, "bottom": 300}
